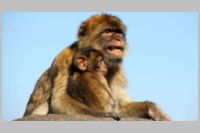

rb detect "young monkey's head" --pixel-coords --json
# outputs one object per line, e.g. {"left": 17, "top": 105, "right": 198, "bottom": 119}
{"left": 73, "top": 47, "right": 108, "bottom": 75}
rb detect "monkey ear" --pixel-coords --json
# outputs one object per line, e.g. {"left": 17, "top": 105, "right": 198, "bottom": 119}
{"left": 78, "top": 22, "right": 87, "bottom": 40}
{"left": 76, "top": 56, "right": 88, "bottom": 71}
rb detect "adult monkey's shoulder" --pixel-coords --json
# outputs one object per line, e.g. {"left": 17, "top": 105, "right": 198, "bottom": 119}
{"left": 23, "top": 41, "right": 78, "bottom": 116}
{"left": 51, "top": 41, "right": 78, "bottom": 70}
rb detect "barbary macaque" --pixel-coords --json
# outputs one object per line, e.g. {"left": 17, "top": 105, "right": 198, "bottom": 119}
{"left": 67, "top": 47, "right": 120, "bottom": 120}
{"left": 24, "top": 14, "right": 170, "bottom": 121}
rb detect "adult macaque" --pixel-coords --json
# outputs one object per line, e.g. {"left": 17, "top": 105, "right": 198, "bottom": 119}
{"left": 24, "top": 14, "right": 170, "bottom": 121}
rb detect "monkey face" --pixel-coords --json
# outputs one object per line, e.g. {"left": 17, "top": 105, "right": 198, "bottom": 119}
{"left": 97, "top": 28, "right": 127, "bottom": 60}
{"left": 78, "top": 14, "right": 127, "bottom": 62}
{"left": 94, "top": 55, "right": 108, "bottom": 76}
{"left": 73, "top": 47, "right": 108, "bottom": 75}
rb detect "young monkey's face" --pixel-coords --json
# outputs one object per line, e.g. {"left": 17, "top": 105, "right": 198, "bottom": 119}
{"left": 95, "top": 55, "right": 108, "bottom": 76}
{"left": 74, "top": 49, "right": 108, "bottom": 76}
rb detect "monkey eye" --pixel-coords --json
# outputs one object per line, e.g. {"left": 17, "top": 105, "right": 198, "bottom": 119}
{"left": 103, "top": 29, "right": 113, "bottom": 33}
{"left": 97, "top": 55, "right": 103, "bottom": 61}
{"left": 115, "top": 29, "right": 123, "bottom": 34}
{"left": 103, "top": 29, "right": 123, "bottom": 35}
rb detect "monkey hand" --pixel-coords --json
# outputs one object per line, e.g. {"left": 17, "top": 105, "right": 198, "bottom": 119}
{"left": 146, "top": 101, "right": 171, "bottom": 121}
{"left": 104, "top": 112, "right": 121, "bottom": 121}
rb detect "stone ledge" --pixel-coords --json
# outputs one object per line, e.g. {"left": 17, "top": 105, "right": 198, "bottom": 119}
{"left": 15, "top": 114, "right": 152, "bottom": 121}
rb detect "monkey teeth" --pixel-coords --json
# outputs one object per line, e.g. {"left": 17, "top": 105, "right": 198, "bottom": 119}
{"left": 107, "top": 46, "right": 123, "bottom": 55}
{"left": 113, "top": 48, "right": 122, "bottom": 52}
{"left": 108, "top": 46, "right": 123, "bottom": 51}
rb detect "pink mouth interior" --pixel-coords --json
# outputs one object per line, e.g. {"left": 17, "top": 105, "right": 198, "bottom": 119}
{"left": 107, "top": 46, "right": 123, "bottom": 57}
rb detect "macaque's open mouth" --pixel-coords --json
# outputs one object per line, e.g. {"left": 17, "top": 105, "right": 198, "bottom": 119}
{"left": 107, "top": 45, "right": 124, "bottom": 57}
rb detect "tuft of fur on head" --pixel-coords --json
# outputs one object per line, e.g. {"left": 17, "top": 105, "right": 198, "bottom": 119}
{"left": 78, "top": 14, "right": 126, "bottom": 39}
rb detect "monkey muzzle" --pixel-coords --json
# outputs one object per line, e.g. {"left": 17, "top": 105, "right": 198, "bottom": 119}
{"left": 106, "top": 40, "right": 125, "bottom": 58}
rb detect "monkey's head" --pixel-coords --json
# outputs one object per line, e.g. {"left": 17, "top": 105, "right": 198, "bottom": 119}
{"left": 74, "top": 47, "right": 108, "bottom": 76}
{"left": 78, "top": 14, "right": 127, "bottom": 63}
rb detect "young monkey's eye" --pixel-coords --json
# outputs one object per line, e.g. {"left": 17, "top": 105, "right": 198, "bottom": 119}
{"left": 97, "top": 55, "right": 103, "bottom": 61}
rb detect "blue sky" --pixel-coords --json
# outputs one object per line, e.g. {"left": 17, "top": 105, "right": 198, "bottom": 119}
{"left": 2, "top": 12, "right": 198, "bottom": 121}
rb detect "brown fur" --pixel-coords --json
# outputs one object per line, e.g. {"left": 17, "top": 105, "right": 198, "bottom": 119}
{"left": 68, "top": 47, "right": 115, "bottom": 112}
{"left": 24, "top": 14, "right": 170, "bottom": 121}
